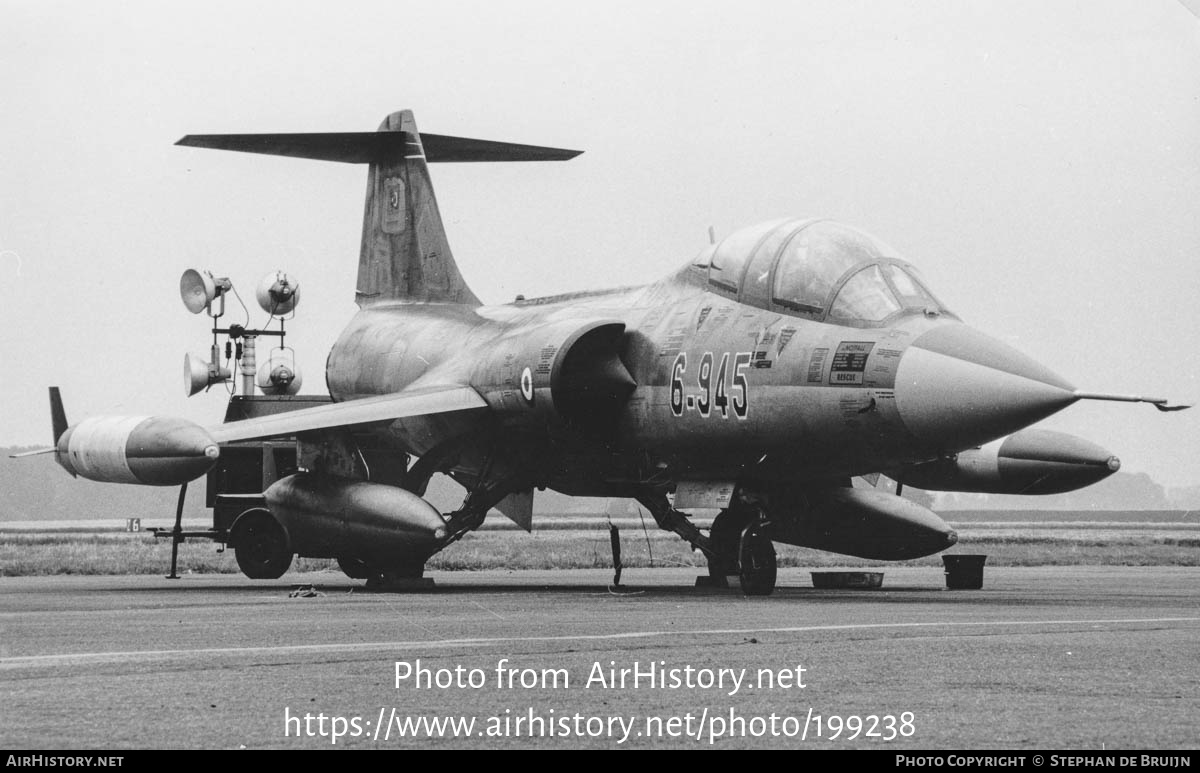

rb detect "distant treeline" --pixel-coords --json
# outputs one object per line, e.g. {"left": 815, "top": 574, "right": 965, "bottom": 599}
{"left": 934, "top": 470, "right": 1199, "bottom": 511}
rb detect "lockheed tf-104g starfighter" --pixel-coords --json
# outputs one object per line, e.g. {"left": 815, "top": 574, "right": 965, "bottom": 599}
{"left": 22, "top": 110, "right": 1189, "bottom": 595}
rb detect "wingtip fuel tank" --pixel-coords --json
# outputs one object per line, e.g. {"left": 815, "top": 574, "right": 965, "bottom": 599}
{"left": 894, "top": 429, "right": 1121, "bottom": 495}
{"left": 55, "top": 415, "right": 220, "bottom": 486}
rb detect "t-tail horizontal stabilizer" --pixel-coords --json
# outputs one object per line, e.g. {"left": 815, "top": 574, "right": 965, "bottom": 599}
{"left": 175, "top": 132, "right": 582, "bottom": 164}
{"left": 176, "top": 109, "right": 582, "bottom": 307}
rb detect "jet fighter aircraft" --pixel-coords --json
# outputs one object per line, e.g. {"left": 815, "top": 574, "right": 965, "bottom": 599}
{"left": 28, "top": 110, "right": 1189, "bottom": 595}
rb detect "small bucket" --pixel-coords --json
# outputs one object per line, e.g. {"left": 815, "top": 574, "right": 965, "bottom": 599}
{"left": 942, "top": 554, "right": 987, "bottom": 590}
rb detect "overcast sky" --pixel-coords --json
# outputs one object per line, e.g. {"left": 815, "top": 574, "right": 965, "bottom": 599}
{"left": 1, "top": 0, "right": 1197, "bottom": 488}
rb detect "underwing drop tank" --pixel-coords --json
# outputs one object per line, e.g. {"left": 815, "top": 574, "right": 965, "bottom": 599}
{"left": 771, "top": 487, "right": 958, "bottom": 560}
{"left": 263, "top": 473, "right": 449, "bottom": 566}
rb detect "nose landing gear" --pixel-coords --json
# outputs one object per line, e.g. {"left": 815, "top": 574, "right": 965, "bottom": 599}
{"left": 634, "top": 490, "right": 778, "bottom": 596}
{"left": 737, "top": 520, "right": 776, "bottom": 596}
{"left": 708, "top": 505, "right": 777, "bottom": 596}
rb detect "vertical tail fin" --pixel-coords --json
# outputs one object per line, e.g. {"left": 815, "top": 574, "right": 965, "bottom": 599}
{"left": 49, "top": 386, "right": 68, "bottom": 443}
{"left": 176, "top": 110, "right": 581, "bottom": 308}
{"left": 356, "top": 110, "right": 479, "bottom": 307}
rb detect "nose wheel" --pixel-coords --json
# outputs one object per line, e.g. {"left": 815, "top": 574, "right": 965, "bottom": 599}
{"left": 708, "top": 505, "right": 777, "bottom": 595}
{"left": 738, "top": 522, "right": 776, "bottom": 596}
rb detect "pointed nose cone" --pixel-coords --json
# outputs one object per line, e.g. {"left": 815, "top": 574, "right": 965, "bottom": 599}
{"left": 896, "top": 324, "right": 1078, "bottom": 450}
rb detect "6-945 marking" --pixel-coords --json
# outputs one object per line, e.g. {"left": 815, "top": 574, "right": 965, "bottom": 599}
{"left": 670, "top": 351, "right": 751, "bottom": 420}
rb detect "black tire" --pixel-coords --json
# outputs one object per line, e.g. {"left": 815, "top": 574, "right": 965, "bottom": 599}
{"left": 337, "top": 556, "right": 372, "bottom": 580}
{"left": 708, "top": 507, "right": 752, "bottom": 577}
{"left": 738, "top": 523, "right": 777, "bottom": 596}
{"left": 230, "top": 509, "right": 292, "bottom": 580}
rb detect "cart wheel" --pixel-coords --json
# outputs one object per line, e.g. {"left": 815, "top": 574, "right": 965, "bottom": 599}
{"left": 230, "top": 509, "right": 292, "bottom": 580}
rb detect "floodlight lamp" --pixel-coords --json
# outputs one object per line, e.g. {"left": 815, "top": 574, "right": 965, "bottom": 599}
{"left": 256, "top": 271, "right": 300, "bottom": 316}
{"left": 180, "top": 269, "right": 233, "bottom": 315}
{"left": 184, "top": 352, "right": 230, "bottom": 397}
{"left": 256, "top": 360, "right": 303, "bottom": 396}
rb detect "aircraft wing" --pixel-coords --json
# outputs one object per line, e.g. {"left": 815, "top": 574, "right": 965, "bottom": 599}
{"left": 206, "top": 385, "right": 487, "bottom": 444}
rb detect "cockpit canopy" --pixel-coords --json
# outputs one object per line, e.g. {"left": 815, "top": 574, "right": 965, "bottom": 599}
{"left": 692, "top": 218, "right": 951, "bottom": 326}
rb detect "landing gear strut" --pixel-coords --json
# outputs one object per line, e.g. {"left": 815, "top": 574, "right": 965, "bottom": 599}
{"left": 634, "top": 492, "right": 713, "bottom": 557}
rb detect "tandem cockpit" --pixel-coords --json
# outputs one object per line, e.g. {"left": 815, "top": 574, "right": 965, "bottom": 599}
{"left": 691, "top": 218, "right": 955, "bottom": 327}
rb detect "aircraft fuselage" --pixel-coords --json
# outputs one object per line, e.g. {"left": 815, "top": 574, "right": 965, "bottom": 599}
{"left": 326, "top": 261, "right": 1077, "bottom": 498}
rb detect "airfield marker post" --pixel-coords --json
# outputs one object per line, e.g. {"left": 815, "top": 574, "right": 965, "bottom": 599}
{"left": 166, "top": 482, "right": 187, "bottom": 580}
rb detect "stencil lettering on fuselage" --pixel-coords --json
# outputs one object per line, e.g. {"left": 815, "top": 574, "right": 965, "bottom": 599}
{"left": 536, "top": 345, "right": 557, "bottom": 377}
{"left": 829, "top": 341, "right": 874, "bottom": 386}
{"left": 807, "top": 348, "right": 829, "bottom": 383}
{"left": 868, "top": 346, "right": 904, "bottom": 389}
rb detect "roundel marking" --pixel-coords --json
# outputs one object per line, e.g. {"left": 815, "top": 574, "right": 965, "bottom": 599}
{"left": 520, "top": 367, "right": 534, "bottom": 403}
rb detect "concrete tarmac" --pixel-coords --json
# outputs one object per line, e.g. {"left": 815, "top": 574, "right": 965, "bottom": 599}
{"left": 1, "top": 566, "right": 1198, "bottom": 749}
